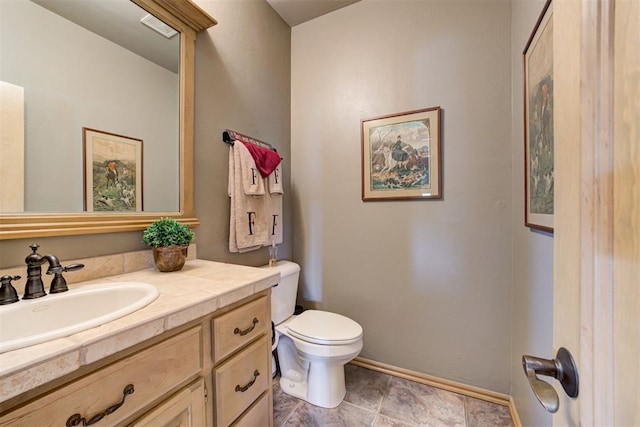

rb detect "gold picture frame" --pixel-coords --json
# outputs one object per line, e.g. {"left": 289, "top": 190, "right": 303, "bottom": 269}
{"left": 361, "top": 107, "right": 442, "bottom": 201}
{"left": 83, "top": 127, "right": 143, "bottom": 212}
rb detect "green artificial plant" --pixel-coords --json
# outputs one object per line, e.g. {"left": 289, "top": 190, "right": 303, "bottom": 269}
{"left": 142, "top": 218, "right": 194, "bottom": 248}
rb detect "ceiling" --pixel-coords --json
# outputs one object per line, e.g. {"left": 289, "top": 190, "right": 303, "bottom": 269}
{"left": 265, "top": 0, "right": 361, "bottom": 27}
{"left": 30, "top": 0, "right": 361, "bottom": 72}
{"left": 31, "top": 0, "right": 179, "bottom": 72}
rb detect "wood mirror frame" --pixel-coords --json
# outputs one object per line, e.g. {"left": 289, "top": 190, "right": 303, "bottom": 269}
{"left": 0, "top": 0, "right": 216, "bottom": 240}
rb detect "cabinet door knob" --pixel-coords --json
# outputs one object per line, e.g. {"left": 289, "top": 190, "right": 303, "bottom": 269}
{"left": 66, "top": 384, "right": 135, "bottom": 426}
{"left": 234, "top": 318, "right": 259, "bottom": 336}
{"left": 235, "top": 370, "right": 260, "bottom": 393}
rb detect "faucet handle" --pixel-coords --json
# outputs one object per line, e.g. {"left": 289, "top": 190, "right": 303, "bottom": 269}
{"left": 47, "top": 263, "right": 85, "bottom": 275}
{"left": 63, "top": 264, "right": 85, "bottom": 273}
{"left": 0, "top": 275, "right": 21, "bottom": 305}
{"left": 48, "top": 264, "right": 85, "bottom": 294}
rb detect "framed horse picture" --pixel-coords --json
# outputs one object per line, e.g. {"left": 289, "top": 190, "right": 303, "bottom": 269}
{"left": 83, "top": 127, "right": 143, "bottom": 212}
{"left": 361, "top": 107, "right": 442, "bottom": 201}
{"left": 523, "top": 0, "right": 554, "bottom": 232}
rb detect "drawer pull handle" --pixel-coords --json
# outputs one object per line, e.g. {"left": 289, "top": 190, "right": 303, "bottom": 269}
{"left": 235, "top": 370, "right": 260, "bottom": 393}
{"left": 66, "top": 384, "right": 134, "bottom": 426}
{"left": 234, "top": 318, "right": 259, "bottom": 336}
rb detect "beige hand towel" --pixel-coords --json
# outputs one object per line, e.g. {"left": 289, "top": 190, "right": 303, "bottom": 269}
{"left": 263, "top": 183, "right": 283, "bottom": 245}
{"left": 229, "top": 145, "right": 268, "bottom": 252}
{"left": 236, "top": 140, "right": 265, "bottom": 196}
{"left": 228, "top": 148, "right": 242, "bottom": 252}
{"left": 268, "top": 163, "right": 283, "bottom": 194}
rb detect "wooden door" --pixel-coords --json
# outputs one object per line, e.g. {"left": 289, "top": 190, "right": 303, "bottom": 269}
{"left": 553, "top": 0, "right": 639, "bottom": 425}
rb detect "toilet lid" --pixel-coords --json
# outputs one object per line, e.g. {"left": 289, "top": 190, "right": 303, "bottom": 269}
{"left": 287, "top": 310, "right": 363, "bottom": 345}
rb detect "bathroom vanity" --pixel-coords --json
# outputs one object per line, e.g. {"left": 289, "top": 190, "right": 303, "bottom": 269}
{"left": 0, "top": 259, "right": 278, "bottom": 427}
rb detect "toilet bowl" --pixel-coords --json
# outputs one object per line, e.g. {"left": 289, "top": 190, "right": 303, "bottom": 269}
{"left": 265, "top": 261, "right": 363, "bottom": 408}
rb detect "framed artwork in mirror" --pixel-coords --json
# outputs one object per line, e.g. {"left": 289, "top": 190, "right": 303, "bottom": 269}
{"left": 523, "top": 0, "right": 554, "bottom": 233}
{"left": 83, "top": 128, "right": 143, "bottom": 212}
{"left": 361, "top": 106, "right": 441, "bottom": 201}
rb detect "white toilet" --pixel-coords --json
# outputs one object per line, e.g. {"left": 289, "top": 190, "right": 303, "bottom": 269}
{"left": 266, "top": 260, "right": 363, "bottom": 408}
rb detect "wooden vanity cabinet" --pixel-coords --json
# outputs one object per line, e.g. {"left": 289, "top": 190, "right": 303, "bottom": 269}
{"left": 0, "top": 291, "right": 273, "bottom": 427}
{"left": 210, "top": 295, "right": 273, "bottom": 427}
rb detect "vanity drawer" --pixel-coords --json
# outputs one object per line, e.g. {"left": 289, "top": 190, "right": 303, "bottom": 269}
{"left": 0, "top": 327, "right": 202, "bottom": 427}
{"left": 232, "top": 392, "right": 270, "bottom": 427}
{"left": 212, "top": 296, "right": 268, "bottom": 363}
{"left": 213, "top": 337, "right": 270, "bottom": 427}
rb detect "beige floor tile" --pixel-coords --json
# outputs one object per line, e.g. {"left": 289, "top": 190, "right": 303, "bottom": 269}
{"left": 273, "top": 364, "right": 515, "bottom": 427}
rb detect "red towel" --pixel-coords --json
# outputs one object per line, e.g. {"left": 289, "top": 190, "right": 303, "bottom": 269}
{"left": 240, "top": 141, "right": 281, "bottom": 178}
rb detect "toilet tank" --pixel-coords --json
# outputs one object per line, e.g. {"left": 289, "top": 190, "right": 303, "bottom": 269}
{"left": 266, "top": 260, "right": 300, "bottom": 325}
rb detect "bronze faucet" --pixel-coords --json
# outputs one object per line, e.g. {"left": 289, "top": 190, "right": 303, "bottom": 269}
{"left": 22, "top": 244, "right": 84, "bottom": 299}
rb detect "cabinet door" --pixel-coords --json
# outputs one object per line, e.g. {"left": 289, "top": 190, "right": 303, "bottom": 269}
{"left": 214, "top": 337, "right": 270, "bottom": 427}
{"left": 232, "top": 393, "right": 271, "bottom": 427}
{"left": 131, "top": 378, "right": 206, "bottom": 427}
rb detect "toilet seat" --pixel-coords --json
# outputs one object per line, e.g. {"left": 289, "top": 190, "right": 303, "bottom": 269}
{"left": 287, "top": 310, "right": 362, "bottom": 346}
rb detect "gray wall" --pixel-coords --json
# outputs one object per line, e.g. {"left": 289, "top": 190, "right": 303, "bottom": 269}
{"left": 192, "top": 0, "right": 292, "bottom": 266}
{"left": 291, "top": 0, "right": 513, "bottom": 393}
{"left": 510, "top": 1, "right": 554, "bottom": 424}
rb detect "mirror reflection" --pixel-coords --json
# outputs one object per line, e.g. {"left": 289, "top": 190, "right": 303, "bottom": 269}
{"left": 0, "top": 0, "right": 180, "bottom": 214}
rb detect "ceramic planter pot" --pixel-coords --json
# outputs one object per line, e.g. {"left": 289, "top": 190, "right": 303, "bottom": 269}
{"left": 152, "top": 246, "right": 188, "bottom": 272}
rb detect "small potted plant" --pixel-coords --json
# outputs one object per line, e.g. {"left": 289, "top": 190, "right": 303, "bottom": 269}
{"left": 143, "top": 218, "right": 194, "bottom": 272}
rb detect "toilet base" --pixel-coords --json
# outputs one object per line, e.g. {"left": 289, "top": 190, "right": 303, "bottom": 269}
{"left": 279, "top": 376, "right": 308, "bottom": 403}
{"left": 308, "top": 361, "right": 347, "bottom": 408}
{"left": 279, "top": 361, "right": 347, "bottom": 408}
{"left": 276, "top": 333, "right": 357, "bottom": 408}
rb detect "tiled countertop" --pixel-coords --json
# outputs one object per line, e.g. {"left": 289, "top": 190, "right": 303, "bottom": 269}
{"left": 0, "top": 259, "right": 279, "bottom": 404}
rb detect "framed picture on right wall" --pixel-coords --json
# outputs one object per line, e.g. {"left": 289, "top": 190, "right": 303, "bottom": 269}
{"left": 523, "top": 0, "right": 554, "bottom": 233}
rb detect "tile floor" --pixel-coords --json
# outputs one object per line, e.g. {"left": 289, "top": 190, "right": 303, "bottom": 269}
{"left": 273, "top": 364, "right": 515, "bottom": 427}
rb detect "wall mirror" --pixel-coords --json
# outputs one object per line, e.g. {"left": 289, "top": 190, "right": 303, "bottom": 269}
{"left": 0, "top": 0, "right": 216, "bottom": 239}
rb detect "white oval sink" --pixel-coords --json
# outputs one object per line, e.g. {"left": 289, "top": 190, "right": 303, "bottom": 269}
{"left": 0, "top": 282, "right": 159, "bottom": 354}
